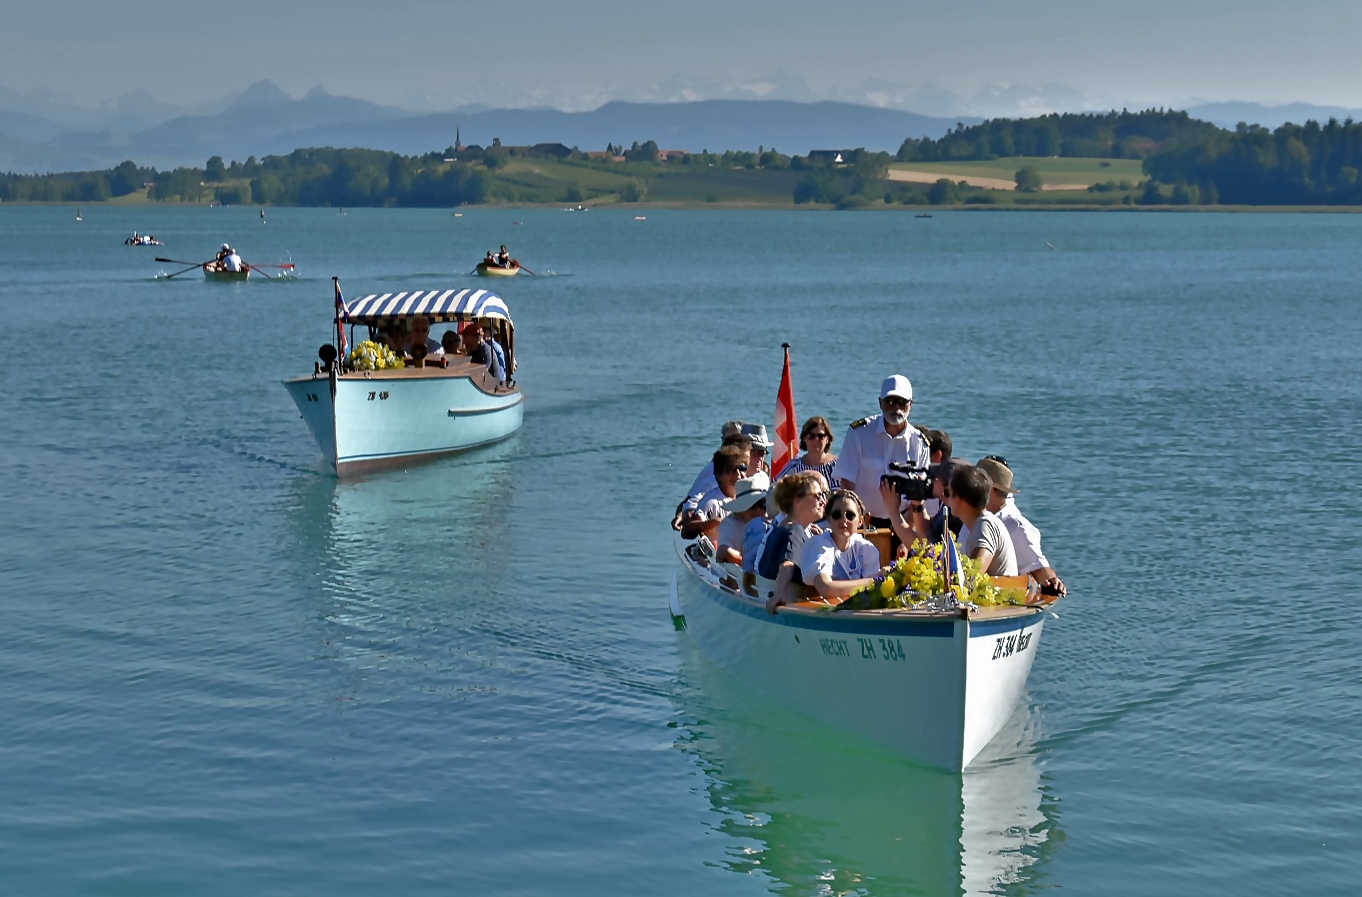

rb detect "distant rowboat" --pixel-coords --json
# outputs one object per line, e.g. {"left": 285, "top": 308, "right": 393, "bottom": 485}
{"left": 475, "top": 261, "right": 520, "bottom": 277}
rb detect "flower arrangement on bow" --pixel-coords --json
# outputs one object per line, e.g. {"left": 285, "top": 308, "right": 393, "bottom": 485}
{"left": 348, "top": 340, "right": 404, "bottom": 371}
{"left": 842, "top": 538, "right": 1027, "bottom": 610}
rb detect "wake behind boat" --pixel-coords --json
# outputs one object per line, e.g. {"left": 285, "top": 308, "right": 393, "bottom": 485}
{"left": 283, "top": 282, "right": 523, "bottom": 476}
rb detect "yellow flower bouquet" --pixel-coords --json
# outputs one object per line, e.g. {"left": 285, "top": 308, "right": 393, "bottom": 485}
{"left": 842, "top": 538, "right": 1028, "bottom": 610}
{"left": 347, "top": 340, "right": 404, "bottom": 371}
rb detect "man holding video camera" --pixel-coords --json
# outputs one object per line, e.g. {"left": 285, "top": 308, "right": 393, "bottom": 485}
{"left": 833, "top": 375, "right": 932, "bottom": 545}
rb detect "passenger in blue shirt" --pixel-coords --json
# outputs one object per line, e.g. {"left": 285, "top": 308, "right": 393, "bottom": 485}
{"left": 465, "top": 326, "right": 505, "bottom": 381}
{"left": 482, "top": 324, "right": 508, "bottom": 381}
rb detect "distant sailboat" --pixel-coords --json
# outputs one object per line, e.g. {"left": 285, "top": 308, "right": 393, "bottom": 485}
{"left": 75, "top": 208, "right": 83, "bottom": 222}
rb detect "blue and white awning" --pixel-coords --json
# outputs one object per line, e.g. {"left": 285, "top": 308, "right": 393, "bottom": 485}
{"left": 341, "top": 289, "right": 513, "bottom": 327}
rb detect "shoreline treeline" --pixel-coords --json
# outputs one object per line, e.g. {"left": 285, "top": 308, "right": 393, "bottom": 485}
{"left": 6, "top": 111, "right": 1362, "bottom": 207}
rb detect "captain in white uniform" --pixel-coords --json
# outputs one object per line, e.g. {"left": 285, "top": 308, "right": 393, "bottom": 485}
{"left": 832, "top": 374, "right": 931, "bottom": 525}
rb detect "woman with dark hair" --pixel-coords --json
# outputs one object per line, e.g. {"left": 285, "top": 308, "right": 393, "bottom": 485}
{"left": 799, "top": 489, "right": 882, "bottom": 600}
{"left": 774, "top": 415, "right": 839, "bottom": 487}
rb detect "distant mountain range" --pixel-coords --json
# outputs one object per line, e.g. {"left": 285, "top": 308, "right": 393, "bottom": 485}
{"left": 3, "top": 80, "right": 1360, "bottom": 174}
{"left": 0, "top": 81, "right": 970, "bottom": 172}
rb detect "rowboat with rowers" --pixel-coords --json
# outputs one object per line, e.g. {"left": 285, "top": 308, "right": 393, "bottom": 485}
{"left": 672, "top": 528, "right": 1059, "bottom": 771}
{"left": 283, "top": 282, "right": 523, "bottom": 477}
{"left": 475, "top": 261, "right": 520, "bottom": 277}
{"left": 203, "top": 263, "right": 250, "bottom": 281}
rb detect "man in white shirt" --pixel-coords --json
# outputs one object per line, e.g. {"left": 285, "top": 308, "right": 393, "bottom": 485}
{"left": 221, "top": 244, "right": 244, "bottom": 272}
{"left": 832, "top": 374, "right": 931, "bottom": 530}
{"left": 977, "top": 457, "right": 1066, "bottom": 596}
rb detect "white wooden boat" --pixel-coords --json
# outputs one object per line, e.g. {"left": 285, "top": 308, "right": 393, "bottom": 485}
{"left": 283, "top": 284, "right": 523, "bottom": 477}
{"left": 203, "top": 264, "right": 249, "bottom": 281}
{"left": 673, "top": 533, "right": 1055, "bottom": 770}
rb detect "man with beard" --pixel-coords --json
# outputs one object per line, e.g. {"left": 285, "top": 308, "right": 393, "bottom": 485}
{"left": 832, "top": 374, "right": 931, "bottom": 541}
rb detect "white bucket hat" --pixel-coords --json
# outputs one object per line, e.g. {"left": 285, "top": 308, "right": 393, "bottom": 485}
{"left": 722, "top": 471, "right": 771, "bottom": 512}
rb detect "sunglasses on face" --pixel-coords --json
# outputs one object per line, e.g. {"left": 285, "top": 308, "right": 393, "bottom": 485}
{"left": 733, "top": 464, "right": 748, "bottom": 473}
{"left": 808, "top": 432, "right": 831, "bottom": 440}
{"left": 829, "top": 508, "right": 858, "bottom": 521}
{"left": 883, "top": 397, "right": 910, "bottom": 408}
{"left": 803, "top": 490, "right": 826, "bottom": 501}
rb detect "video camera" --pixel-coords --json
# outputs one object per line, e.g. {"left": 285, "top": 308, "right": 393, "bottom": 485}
{"left": 882, "top": 462, "right": 934, "bottom": 502}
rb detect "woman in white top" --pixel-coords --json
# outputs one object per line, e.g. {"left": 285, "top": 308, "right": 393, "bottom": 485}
{"left": 800, "top": 489, "right": 882, "bottom": 600}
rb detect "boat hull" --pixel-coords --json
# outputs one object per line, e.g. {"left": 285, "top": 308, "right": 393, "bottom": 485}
{"left": 282, "top": 369, "right": 523, "bottom": 476}
{"left": 203, "top": 266, "right": 249, "bottom": 281}
{"left": 475, "top": 262, "right": 519, "bottom": 277}
{"left": 674, "top": 538, "right": 1045, "bottom": 770}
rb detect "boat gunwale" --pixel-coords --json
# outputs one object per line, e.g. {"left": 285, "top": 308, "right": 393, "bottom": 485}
{"left": 674, "top": 535, "right": 1046, "bottom": 631}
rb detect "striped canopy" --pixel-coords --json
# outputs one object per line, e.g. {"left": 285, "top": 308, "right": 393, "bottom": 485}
{"left": 341, "top": 288, "right": 513, "bottom": 327}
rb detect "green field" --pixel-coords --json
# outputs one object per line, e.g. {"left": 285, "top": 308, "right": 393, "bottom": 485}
{"left": 889, "top": 156, "right": 1145, "bottom": 187}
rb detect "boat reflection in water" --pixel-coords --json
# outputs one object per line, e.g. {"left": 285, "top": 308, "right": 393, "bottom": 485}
{"left": 282, "top": 440, "right": 518, "bottom": 680}
{"left": 674, "top": 638, "right": 1061, "bottom": 895}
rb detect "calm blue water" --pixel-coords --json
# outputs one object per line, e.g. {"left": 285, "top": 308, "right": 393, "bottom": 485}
{"left": 1, "top": 205, "right": 1358, "bottom": 895}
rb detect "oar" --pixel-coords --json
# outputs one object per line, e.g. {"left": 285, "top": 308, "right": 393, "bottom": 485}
{"left": 159, "top": 258, "right": 215, "bottom": 279}
{"left": 514, "top": 261, "right": 537, "bottom": 275}
{"left": 155, "top": 257, "right": 207, "bottom": 266}
{"left": 243, "top": 263, "right": 275, "bottom": 280}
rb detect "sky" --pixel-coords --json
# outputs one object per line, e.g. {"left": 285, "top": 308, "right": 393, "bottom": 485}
{"left": 4, "top": 0, "right": 1361, "bottom": 114}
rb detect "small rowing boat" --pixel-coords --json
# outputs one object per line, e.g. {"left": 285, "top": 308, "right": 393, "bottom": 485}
{"left": 475, "top": 261, "right": 520, "bottom": 277}
{"left": 203, "top": 264, "right": 249, "bottom": 281}
{"left": 673, "top": 531, "right": 1058, "bottom": 771}
{"left": 283, "top": 283, "right": 523, "bottom": 476}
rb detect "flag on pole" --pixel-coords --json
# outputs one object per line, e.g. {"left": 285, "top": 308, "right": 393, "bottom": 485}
{"left": 772, "top": 343, "right": 798, "bottom": 478}
{"left": 333, "top": 278, "right": 350, "bottom": 358}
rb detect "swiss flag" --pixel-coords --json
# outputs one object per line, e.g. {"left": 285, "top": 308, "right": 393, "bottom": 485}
{"left": 772, "top": 344, "right": 798, "bottom": 478}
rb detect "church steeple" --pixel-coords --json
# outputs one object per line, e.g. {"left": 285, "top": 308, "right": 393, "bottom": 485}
{"left": 456, "top": 125, "right": 462, "bottom": 151}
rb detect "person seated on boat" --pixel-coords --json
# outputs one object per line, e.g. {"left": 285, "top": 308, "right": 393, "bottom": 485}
{"left": 832, "top": 375, "right": 931, "bottom": 538}
{"left": 947, "top": 463, "right": 1018, "bottom": 577}
{"left": 679, "top": 445, "right": 749, "bottom": 540}
{"left": 715, "top": 472, "right": 770, "bottom": 566}
{"left": 878, "top": 455, "right": 965, "bottom": 549}
{"left": 219, "top": 244, "right": 243, "bottom": 272}
{"left": 672, "top": 423, "right": 751, "bottom": 528}
{"left": 484, "top": 250, "right": 497, "bottom": 266}
{"left": 738, "top": 423, "right": 773, "bottom": 476}
{"left": 976, "top": 457, "right": 1066, "bottom": 596}
{"left": 799, "top": 489, "right": 883, "bottom": 601}
{"left": 440, "top": 329, "right": 463, "bottom": 356}
{"left": 758, "top": 471, "right": 828, "bottom": 613}
{"left": 409, "top": 317, "right": 443, "bottom": 357}
{"left": 481, "top": 324, "right": 508, "bottom": 380}
{"left": 464, "top": 326, "right": 506, "bottom": 381}
{"left": 497, "top": 245, "right": 512, "bottom": 268}
{"left": 774, "top": 415, "right": 838, "bottom": 486}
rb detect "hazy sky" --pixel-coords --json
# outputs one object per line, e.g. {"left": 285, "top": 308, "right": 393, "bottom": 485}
{"left": 4, "top": 0, "right": 1360, "bottom": 111}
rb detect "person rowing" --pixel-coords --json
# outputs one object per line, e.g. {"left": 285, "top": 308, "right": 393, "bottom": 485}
{"left": 497, "top": 245, "right": 512, "bottom": 268}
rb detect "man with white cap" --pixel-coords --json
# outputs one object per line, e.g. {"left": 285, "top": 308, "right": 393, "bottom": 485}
{"left": 832, "top": 374, "right": 931, "bottom": 535}
{"left": 672, "top": 422, "right": 752, "bottom": 530}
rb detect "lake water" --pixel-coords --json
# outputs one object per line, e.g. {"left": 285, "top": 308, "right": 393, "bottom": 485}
{"left": 2, "top": 205, "right": 1359, "bottom": 895}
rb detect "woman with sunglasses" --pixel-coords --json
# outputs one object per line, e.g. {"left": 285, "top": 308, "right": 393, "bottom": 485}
{"left": 774, "top": 416, "right": 839, "bottom": 488}
{"left": 800, "top": 489, "right": 883, "bottom": 601}
{"left": 757, "top": 471, "right": 828, "bottom": 613}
